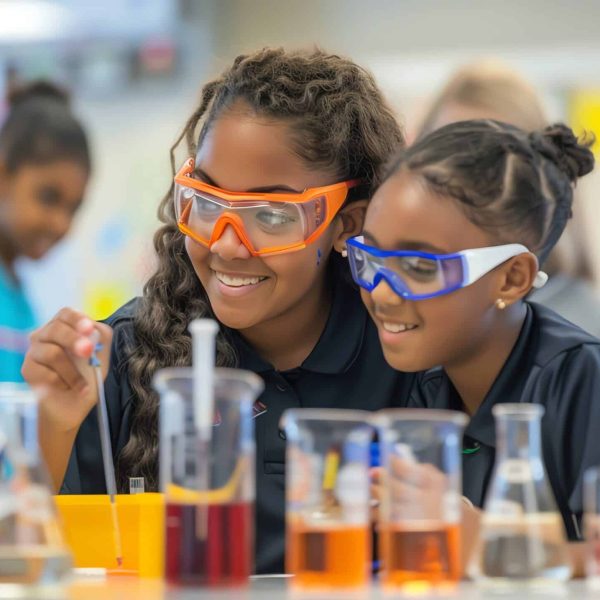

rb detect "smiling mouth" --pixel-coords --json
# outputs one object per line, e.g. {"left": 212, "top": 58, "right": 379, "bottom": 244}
{"left": 214, "top": 271, "right": 268, "bottom": 287}
{"left": 381, "top": 321, "right": 418, "bottom": 333}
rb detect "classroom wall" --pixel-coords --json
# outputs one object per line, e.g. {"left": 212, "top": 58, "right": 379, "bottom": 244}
{"left": 7, "top": 0, "right": 600, "bottom": 320}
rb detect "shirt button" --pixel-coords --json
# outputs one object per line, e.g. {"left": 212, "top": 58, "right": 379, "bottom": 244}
{"left": 276, "top": 383, "right": 287, "bottom": 392}
{"left": 279, "top": 430, "right": 287, "bottom": 440}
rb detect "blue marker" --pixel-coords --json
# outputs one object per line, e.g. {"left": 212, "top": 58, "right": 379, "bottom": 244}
{"left": 370, "top": 442, "right": 381, "bottom": 573}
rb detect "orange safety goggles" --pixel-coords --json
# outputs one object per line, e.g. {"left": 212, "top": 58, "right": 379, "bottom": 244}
{"left": 173, "top": 158, "right": 362, "bottom": 256}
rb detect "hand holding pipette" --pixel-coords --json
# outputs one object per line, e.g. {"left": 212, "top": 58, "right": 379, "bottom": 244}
{"left": 23, "top": 309, "right": 113, "bottom": 430}
{"left": 22, "top": 309, "right": 112, "bottom": 492}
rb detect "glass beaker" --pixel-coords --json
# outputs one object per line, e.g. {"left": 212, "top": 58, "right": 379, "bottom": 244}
{"left": 471, "top": 403, "right": 572, "bottom": 588}
{"left": 584, "top": 466, "right": 600, "bottom": 589}
{"left": 155, "top": 367, "right": 263, "bottom": 587}
{"left": 282, "top": 409, "right": 373, "bottom": 592}
{"left": 0, "top": 383, "right": 72, "bottom": 598}
{"left": 376, "top": 409, "right": 467, "bottom": 592}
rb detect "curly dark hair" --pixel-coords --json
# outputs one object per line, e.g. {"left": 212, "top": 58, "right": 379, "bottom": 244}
{"left": 383, "top": 119, "right": 594, "bottom": 265}
{"left": 117, "top": 47, "right": 404, "bottom": 491}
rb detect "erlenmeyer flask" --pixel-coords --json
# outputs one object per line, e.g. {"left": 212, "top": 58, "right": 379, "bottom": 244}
{"left": 0, "top": 384, "right": 72, "bottom": 598}
{"left": 470, "top": 403, "right": 571, "bottom": 588}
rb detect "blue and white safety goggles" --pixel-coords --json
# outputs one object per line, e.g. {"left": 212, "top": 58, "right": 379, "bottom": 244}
{"left": 347, "top": 236, "right": 548, "bottom": 301}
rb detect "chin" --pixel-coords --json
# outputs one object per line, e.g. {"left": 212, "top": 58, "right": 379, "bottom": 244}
{"left": 24, "top": 248, "right": 46, "bottom": 261}
{"left": 210, "top": 306, "right": 261, "bottom": 331}
{"left": 381, "top": 347, "right": 432, "bottom": 373}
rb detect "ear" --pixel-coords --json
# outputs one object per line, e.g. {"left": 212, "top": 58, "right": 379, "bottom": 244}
{"left": 494, "top": 253, "right": 540, "bottom": 307}
{"left": 332, "top": 199, "right": 368, "bottom": 254}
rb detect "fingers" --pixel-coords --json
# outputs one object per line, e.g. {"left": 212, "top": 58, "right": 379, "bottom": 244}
{"left": 23, "top": 307, "right": 113, "bottom": 393}
{"left": 370, "top": 481, "right": 382, "bottom": 522}
{"left": 21, "top": 361, "right": 70, "bottom": 393}
{"left": 390, "top": 458, "right": 446, "bottom": 490}
{"left": 25, "top": 340, "right": 88, "bottom": 393}
{"left": 376, "top": 459, "right": 449, "bottom": 521}
{"left": 370, "top": 466, "right": 382, "bottom": 483}
{"left": 94, "top": 323, "right": 113, "bottom": 377}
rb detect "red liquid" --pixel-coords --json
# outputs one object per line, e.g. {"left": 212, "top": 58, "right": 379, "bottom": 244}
{"left": 165, "top": 501, "right": 253, "bottom": 587}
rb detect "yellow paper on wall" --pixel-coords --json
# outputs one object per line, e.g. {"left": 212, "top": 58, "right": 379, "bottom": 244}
{"left": 569, "top": 89, "right": 600, "bottom": 156}
{"left": 84, "top": 282, "right": 132, "bottom": 321}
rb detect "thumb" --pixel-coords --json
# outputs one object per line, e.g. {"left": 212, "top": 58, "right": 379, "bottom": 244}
{"left": 93, "top": 322, "right": 113, "bottom": 381}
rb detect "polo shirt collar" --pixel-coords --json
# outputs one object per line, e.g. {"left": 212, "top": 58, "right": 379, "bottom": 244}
{"left": 428, "top": 304, "right": 535, "bottom": 448}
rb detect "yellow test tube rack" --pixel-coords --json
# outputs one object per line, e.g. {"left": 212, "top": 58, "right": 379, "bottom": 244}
{"left": 54, "top": 493, "right": 165, "bottom": 578}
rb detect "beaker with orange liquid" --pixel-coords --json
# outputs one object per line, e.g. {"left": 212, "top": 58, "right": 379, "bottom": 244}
{"left": 376, "top": 409, "right": 467, "bottom": 592}
{"left": 282, "top": 409, "right": 373, "bottom": 592}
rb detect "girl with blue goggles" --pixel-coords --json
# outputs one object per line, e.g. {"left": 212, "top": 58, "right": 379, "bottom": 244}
{"left": 361, "top": 119, "right": 597, "bottom": 580}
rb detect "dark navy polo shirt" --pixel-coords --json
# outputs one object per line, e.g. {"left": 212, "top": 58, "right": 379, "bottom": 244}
{"left": 61, "top": 277, "right": 414, "bottom": 574}
{"left": 409, "top": 301, "right": 600, "bottom": 541}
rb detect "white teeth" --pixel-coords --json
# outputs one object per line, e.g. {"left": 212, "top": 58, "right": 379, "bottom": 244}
{"left": 215, "top": 272, "right": 266, "bottom": 287}
{"left": 382, "top": 322, "right": 417, "bottom": 333}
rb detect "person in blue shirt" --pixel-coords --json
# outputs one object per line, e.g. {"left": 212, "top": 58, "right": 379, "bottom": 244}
{"left": 0, "top": 81, "right": 91, "bottom": 381}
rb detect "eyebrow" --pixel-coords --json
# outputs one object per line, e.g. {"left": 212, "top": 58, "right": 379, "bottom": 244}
{"left": 362, "top": 230, "right": 449, "bottom": 254}
{"left": 194, "top": 167, "right": 302, "bottom": 194}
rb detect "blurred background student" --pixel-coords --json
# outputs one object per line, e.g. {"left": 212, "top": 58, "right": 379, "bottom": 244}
{"left": 0, "top": 81, "right": 91, "bottom": 381}
{"left": 411, "top": 59, "right": 600, "bottom": 336}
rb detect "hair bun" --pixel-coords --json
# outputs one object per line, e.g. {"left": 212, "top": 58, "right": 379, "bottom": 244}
{"left": 7, "top": 80, "right": 70, "bottom": 110}
{"left": 529, "top": 124, "right": 595, "bottom": 183}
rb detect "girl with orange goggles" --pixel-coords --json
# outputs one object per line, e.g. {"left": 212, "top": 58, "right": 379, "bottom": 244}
{"left": 24, "top": 48, "right": 414, "bottom": 577}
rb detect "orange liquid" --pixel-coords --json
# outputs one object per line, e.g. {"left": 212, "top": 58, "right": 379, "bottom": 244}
{"left": 380, "top": 521, "right": 460, "bottom": 588}
{"left": 287, "top": 522, "right": 370, "bottom": 589}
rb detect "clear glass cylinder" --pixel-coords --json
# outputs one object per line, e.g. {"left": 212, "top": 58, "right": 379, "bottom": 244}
{"left": 584, "top": 466, "right": 600, "bottom": 590}
{"left": 282, "top": 409, "right": 373, "bottom": 592}
{"left": 471, "top": 403, "right": 572, "bottom": 589}
{"left": 0, "top": 383, "right": 72, "bottom": 599}
{"left": 376, "top": 409, "right": 467, "bottom": 592}
{"left": 154, "top": 367, "right": 263, "bottom": 588}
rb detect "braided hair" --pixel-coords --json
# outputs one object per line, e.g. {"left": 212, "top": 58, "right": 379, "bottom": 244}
{"left": 383, "top": 119, "right": 594, "bottom": 265}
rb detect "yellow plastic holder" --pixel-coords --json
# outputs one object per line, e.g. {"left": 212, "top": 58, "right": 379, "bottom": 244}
{"left": 54, "top": 493, "right": 164, "bottom": 578}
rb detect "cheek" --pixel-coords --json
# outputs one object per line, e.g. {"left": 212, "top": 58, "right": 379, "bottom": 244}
{"left": 8, "top": 202, "right": 39, "bottom": 235}
{"left": 184, "top": 237, "right": 210, "bottom": 276}
{"left": 418, "top": 287, "right": 495, "bottom": 360}
{"left": 13, "top": 196, "right": 49, "bottom": 231}
{"left": 264, "top": 244, "right": 329, "bottom": 285}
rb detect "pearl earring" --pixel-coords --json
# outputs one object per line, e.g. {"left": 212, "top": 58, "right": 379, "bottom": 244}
{"left": 341, "top": 248, "right": 348, "bottom": 258}
{"left": 495, "top": 298, "right": 507, "bottom": 310}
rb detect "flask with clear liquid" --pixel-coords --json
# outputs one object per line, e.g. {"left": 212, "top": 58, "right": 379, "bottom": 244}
{"left": 470, "top": 403, "right": 572, "bottom": 589}
{"left": 0, "top": 384, "right": 72, "bottom": 598}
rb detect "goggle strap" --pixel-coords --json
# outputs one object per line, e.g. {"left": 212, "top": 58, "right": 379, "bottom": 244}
{"left": 462, "top": 244, "right": 530, "bottom": 285}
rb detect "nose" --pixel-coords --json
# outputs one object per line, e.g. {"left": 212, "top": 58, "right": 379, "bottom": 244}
{"left": 370, "top": 278, "right": 404, "bottom": 307}
{"left": 49, "top": 208, "right": 72, "bottom": 241}
{"left": 210, "top": 224, "right": 252, "bottom": 260}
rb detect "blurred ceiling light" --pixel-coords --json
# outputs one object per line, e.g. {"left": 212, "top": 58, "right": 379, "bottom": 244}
{"left": 0, "top": 0, "right": 74, "bottom": 43}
